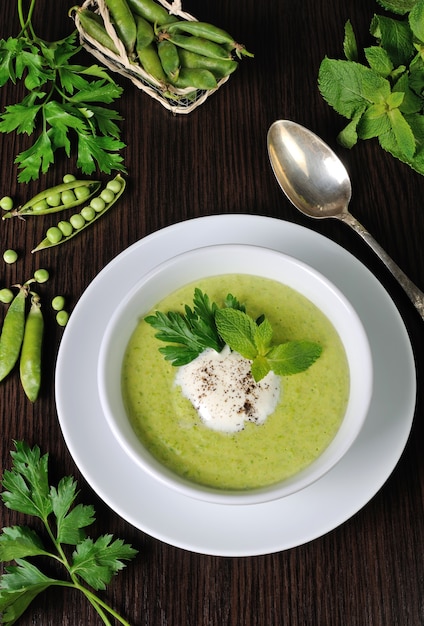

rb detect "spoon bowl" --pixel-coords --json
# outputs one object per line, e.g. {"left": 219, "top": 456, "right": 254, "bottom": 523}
{"left": 267, "top": 120, "right": 351, "bottom": 219}
{"left": 267, "top": 119, "right": 424, "bottom": 320}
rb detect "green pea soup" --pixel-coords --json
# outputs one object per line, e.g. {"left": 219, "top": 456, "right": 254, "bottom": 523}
{"left": 121, "top": 274, "right": 350, "bottom": 491}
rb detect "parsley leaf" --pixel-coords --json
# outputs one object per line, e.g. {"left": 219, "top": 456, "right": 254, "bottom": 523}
{"left": 318, "top": 0, "right": 424, "bottom": 175}
{"left": 0, "top": 17, "right": 126, "bottom": 181}
{"left": 0, "top": 441, "right": 137, "bottom": 625}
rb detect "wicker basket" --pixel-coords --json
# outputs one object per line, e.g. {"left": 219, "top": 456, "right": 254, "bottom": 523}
{"left": 73, "top": 0, "right": 231, "bottom": 114}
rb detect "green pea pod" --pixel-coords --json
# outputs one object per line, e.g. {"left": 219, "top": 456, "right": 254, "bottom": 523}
{"left": 158, "top": 40, "right": 180, "bottom": 81}
{"left": 31, "top": 175, "right": 126, "bottom": 252}
{"left": 20, "top": 295, "right": 44, "bottom": 402}
{"left": 2, "top": 180, "right": 102, "bottom": 219}
{"left": 126, "top": 0, "right": 178, "bottom": 25}
{"left": 178, "top": 48, "right": 238, "bottom": 79}
{"left": 0, "top": 287, "right": 28, "bottom": 382}
{"left": 135, "top": 14, "right": 154, "bottom": 49}
{"left": 163, "top": 20, "right": 254, "bottom": 57}
{"left": 104, "top": 0, "right": 137, "bottom": 53}
{"left": 171, "top": 68, "right": 217, "bottom": 91}
{"left": 164, "top": 20, "right": 234, "bottom": 45}
{"left": 76, "top": 9, "right": 120, "bottom": 55}
{"left": 137, "top": 43, "right": 167, "bottom": 83}
{"left": 166, "top": 34, "right": 232, "bottom": 60}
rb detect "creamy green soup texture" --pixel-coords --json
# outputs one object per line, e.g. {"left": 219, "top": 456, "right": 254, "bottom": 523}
{"left": 121, "top": 274, "right": 350, "bottom": 490}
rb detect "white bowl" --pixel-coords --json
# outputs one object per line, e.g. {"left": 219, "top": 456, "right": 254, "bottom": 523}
{"left": 98, "top": 244, "right": 373, "bottom": 505}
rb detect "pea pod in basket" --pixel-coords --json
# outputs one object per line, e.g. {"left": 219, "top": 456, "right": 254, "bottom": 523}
{"left": 31, "top": 174, "right": 126, "bottom": 252}
{"left": 2, "top": 180, "right": 101, "bottom": 219}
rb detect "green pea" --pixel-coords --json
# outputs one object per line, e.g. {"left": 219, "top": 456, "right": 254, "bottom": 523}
{"left": 0, "top": 287, "right": 27, "bottom": 382}
{"left": 63, "top": 174, "right": 76, "bottom": 183}
{"left": 52, "top": 295, "right": 66, "bottom": 311}
{"left": 0, "top": 288, "right": 14, "bottom": 304}
{"left": 106, "top": 179, "right": 123, "bottom": 193}
{"left": 56, "top": 310, "right": 69, "bottom": 327}
{"left": 90, "top": 197, "right": 106, "bottom": 213}
{"left": 70, "top": 213, "right": 86, "bottom": 229}
{"left": 0, "top": 196, "right": 13, "bottom": 211}
{"left": 33, "top": 199, "right": 49, "bottom": 213}
{"left": 46, "top": 227, "right": 63, "bottom": 244}
{"left": 58, "top": 221, "right": 74, "bottom": 237}
{"left": 60, "top": 189, "right": 77, "bottom": 205}
{"left": 74, "top": 185, "right": 91, "bottom": 200}
{"left": 33, "top": 268, "right": 49, "bottom": 283}
{"left": 100, "top": 188, "right": 116, "bottom": 203}
{"left": 20, "top": 296, "right": 44, "bottom": 402}
{"left": 3, "top": 249, "right": 18, "bottom": 264}
{"left": 81, "top": 205, "right": 96, "bottom": 221}
{"left": 46, "top": 192, "right": 62, "bottom": 207}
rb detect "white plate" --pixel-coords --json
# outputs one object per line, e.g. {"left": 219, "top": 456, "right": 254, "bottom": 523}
{"left": 56, "top": 215, "right": 416, "bottom": 557}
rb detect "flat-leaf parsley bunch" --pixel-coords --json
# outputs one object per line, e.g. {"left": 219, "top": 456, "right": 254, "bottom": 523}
{"left": 0, "top": 441, "right": 137, "bottom": 625}
{"left": 318, "top": 0, "right": 424, "bottom": 175}
{"left": 0, "top": 0, "right": 126, "bottom": 181}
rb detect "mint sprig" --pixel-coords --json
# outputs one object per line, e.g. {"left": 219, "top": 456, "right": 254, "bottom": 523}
{"left": 146, "top": 289, "right": 322, "bottom": 381}
{"left": 318, "top": 0, "right": 424, "bottom": 175}
{"left": 215, "top": 308, "right": 322, "bottom": 381}
{"left": 0, "top": 441, "right": 137, "bottom": 625}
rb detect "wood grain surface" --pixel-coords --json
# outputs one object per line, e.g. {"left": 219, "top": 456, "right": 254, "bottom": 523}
{"left": 0, "top": 0, "right": 423, "bottom": 624}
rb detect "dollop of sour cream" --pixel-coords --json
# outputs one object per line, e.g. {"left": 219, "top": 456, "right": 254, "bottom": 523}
{"left": 175, "top": 345, "right": 281, "bottom": 433}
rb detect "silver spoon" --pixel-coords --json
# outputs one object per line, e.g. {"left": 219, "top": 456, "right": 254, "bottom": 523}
{"left": 267, "top": 119, "right": 424, "bottom": 321}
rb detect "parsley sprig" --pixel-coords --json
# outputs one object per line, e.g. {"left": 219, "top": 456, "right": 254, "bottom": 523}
{"left": 0, "top": 441, "right": 137, "bottom": 625}
{"left": 0, "top": 0, "right": 126, "bottom": 181}
{"left": 318, "top": 0, "right": 424, "bottom": 175}
{"left": 145, "top": 289, "right": 322, "bottom": 381}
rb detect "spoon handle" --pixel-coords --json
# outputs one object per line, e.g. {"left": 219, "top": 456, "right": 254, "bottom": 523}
{"left": 340, "top": 212, "right": 424, "bottom": 321}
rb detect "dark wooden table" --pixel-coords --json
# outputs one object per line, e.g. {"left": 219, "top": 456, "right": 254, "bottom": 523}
{"left": 1, "top": 0, "right": 423, "bottom": 624}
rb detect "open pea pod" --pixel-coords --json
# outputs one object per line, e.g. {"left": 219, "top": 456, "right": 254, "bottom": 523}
{"left": 2, "top": 180, "right": 102, "bottom": 219}
{"left": 31, "top": 175, "right": 126, "bottom": 253}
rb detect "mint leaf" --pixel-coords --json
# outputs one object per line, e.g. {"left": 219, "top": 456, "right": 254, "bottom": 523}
{"left": 376, "top": 0, "right": 417, "bottom": 15}
{"left": 343, "top": 20, "right": 358, "bottom": 61}
{"left": 215, "top": 308, "right": 258, "bottom": 360}
{"left": 364, "top": 46, "right": 394, "bottom": 77}
{"left": 251, "top": 355, "right": 271, "bottom": 381}
{"left": 409, "top": 0, "right": 424, "bottom": 41}
{"left": 267, "top": 341, "right": 322, "bottom": 376}
{"left": 318, "top": 58, "right": 391, "bottom": 118}
{"left": 370, "top": 14, "right": 415, "bottom": 66}
{"left": 388, "top": 107, "right": 416, "bottom": 157}
{"left": 253, "top": 317, "right": 273, "bottom": 355}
